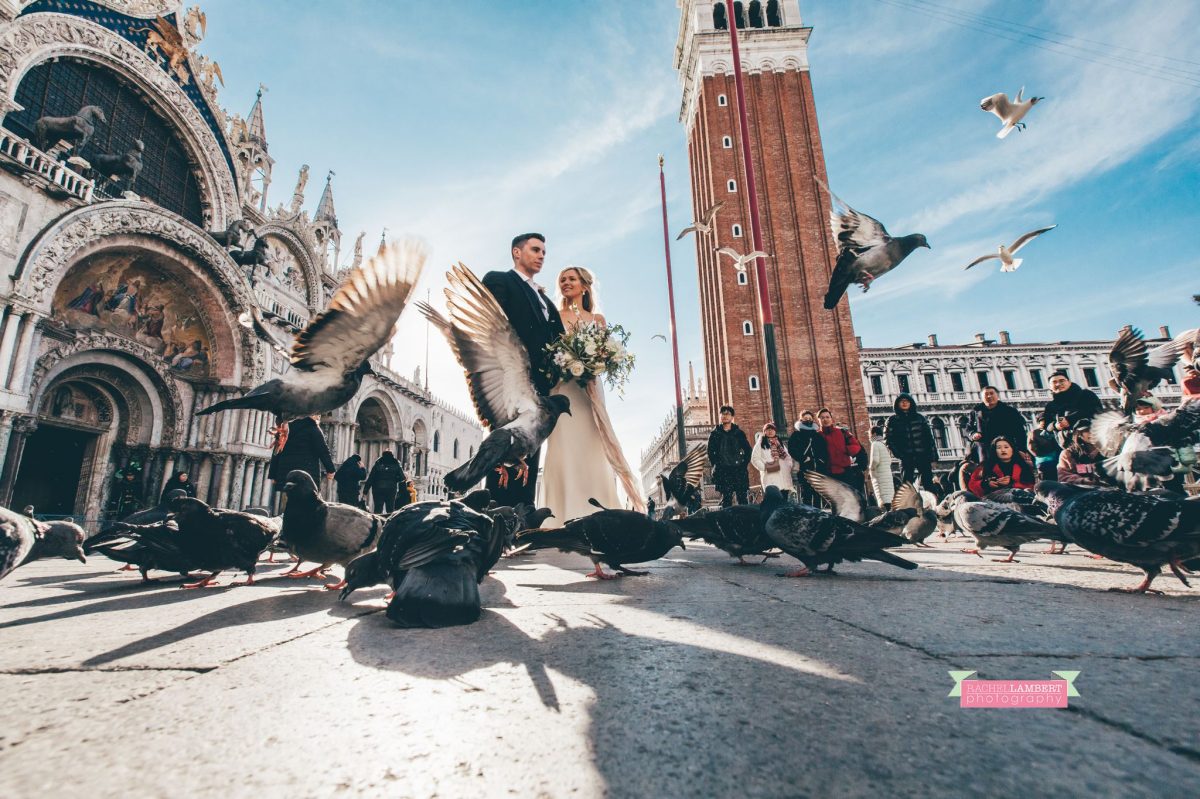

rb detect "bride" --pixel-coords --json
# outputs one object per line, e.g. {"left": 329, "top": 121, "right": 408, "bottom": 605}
{"left": 541, "top": 266, "right": 646, "bottom": 524}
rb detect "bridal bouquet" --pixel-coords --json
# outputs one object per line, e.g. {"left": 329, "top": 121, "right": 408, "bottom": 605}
{"left": 544, "top": 322, "right": 635, "bottom": 393}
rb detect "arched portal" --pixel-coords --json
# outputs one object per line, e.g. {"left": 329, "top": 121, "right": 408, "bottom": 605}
{"left": 354, "top": 395, "right": 394, "bottom": 470}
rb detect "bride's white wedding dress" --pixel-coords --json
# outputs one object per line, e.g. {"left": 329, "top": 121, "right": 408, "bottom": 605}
{"left": 541, "top": 373, "right": 646, "bottom": 526}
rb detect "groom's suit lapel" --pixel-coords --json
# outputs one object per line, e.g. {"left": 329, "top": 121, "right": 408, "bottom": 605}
{"left": 509, "top": 270, "right": 546, "bottom": 325}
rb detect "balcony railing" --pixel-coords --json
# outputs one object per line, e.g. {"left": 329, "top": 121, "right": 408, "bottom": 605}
{"left": 0, "top": 129, "right": 94, "bottom": 202}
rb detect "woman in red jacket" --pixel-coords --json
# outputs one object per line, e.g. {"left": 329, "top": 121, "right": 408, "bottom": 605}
{"left": 968, "top": 436, "right": 1036, "bottom": 497}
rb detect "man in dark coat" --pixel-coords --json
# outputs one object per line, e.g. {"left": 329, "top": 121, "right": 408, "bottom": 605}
{"left": 159, "top": 470, "right": 197, "bottom": 505}
{"left": 707, "top": 405, "right": 752, "bottom": 507}
{"left": 481, "top": 233, "right": 565, "bottom": 506}
{"left": 787, "top": 409, "right": 829, "bottom": 506}
{"left": 333, "top": 454, "right": 367, "bottom": 507}
{"left": 884, "top": 393, "right": 936, "bottom": 487}
{"left": 963, "top": 386, "right": 1028, "bottom": 461}
{"left": 1043, "top": 370, "right": 1104, "bottom": 446}
{"left": 363, "top": 450, "right": 406, "bottom": 515}
{"left": 268, "top": 415, "right": 335, "bottom": 489}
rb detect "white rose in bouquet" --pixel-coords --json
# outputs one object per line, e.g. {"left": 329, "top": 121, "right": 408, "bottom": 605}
{"left": 569, "top": 361, "right": 586, "bottom": 378}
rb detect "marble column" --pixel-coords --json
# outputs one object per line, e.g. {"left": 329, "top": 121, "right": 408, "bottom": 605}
{"left": 206, "top": 455, "right": 227, "bottom": 505}
{"left": 7, "top": 312, "right": 38, "bottom": 392}
{"left": 229, "top": 455, "right": 247, "bottom": 509}
{"left": 214, "top": 454, "right": 234, "bottom": 507}
{"left": 0, "top": 309, "right": 22, "bottom": 385}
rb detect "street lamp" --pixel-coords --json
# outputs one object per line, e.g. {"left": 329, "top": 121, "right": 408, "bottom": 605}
{"left": 724, "top": 0, "right": 787, "bottom": 431}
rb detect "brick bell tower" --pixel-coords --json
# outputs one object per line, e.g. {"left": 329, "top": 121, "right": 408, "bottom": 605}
{"left": 674, "top": 0, "right": 868, "bottom": 436}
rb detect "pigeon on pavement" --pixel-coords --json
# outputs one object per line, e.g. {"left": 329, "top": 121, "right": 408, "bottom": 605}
{"left": 514, "top": 503, "right": 684, "bottom": 579}
{"left": 1038, "top": 481, "right": 1200, "bottom": 594}
{"left": 198, "top": 239, "right": 426, "bottom": 421}
{"left": 165, "top": 496, "right": 280, "bottom": 588}
{"left": 823, "top": 189, "right": 929, "bottom": 309}
{"left": 1, "top": 506, "right": 86, "bottom": 580}
{"left": 673, "top": 504, "right": 777, "bottom": 564}
{"left": 869, "top": 483, "right": 938, "bottom": 546}
{"left": 279, "top": 470, "right": 383, "bottom": 590}
{"left": 759, "top": 486, "right": 917, "bottom": 576}
{"left": 1107, "top": 327, "right": 1182, "bottom": 414}
{"left": 805, "top": 470, "right": 870, "bottom": 522}
{"left": 949, "top": 495, "right": 1063, "bottom": 562}
{"left": 676, "top": 200, "right": 725, "bottom": 240}
{"left": 657, "top": 443, "right": 708, "bottom": 518}
{"left": 980, "top": 87, "right": 1044, "bottom": 138}
{"left": 341, "top": 499, "right": 505, "bottom": 627}
{"left": 964, "top": 225, "right": 1056, "bottom": 272}
{"left": 419, "top": 264, "right": 571, "bottom": 491}
{"left": 83, "top": 517, "right": 195, "bottom": 581}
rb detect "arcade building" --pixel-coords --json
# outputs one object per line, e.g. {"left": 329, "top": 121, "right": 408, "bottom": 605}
{"left": 0, "top": 0, "right": 480, "bottom": 522}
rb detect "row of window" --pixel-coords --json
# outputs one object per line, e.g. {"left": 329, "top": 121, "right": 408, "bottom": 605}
{"left": 867, "top": 366, "right": 1110, "bottom": 397}
{"left": 713, "top": 1, "right": 785, "bottom": 31}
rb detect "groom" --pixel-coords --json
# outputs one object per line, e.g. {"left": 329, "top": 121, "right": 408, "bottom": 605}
{"left": 482, "top": 233, "right": 565, "bottom": 505}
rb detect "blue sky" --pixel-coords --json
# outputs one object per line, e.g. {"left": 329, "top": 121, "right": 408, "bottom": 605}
{"left": 198, "top": 0, "right": 1199, "bottom": 460}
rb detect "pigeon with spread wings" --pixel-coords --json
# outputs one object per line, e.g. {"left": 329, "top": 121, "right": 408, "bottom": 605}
{"left": 198, "top": 239, "right": 426, "bottom": 421}
{"left": 418, "top": 264, "right": 571, "bottom": 492}
{"left": 823, "top": 190, "right": 929, "bottom": 309}
{"left": 964, "top": 225, "right": 1056, "bottom": 273}
{"left": 658, "top": 443, "right": 708, "bottom": 517}
{"left": 1107, "top": 327, "right": 1181, "bottom": 414}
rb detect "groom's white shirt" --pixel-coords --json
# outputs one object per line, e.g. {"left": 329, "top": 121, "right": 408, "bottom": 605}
{"left": 513, "top": 268, "right": 550, "bottom": 320}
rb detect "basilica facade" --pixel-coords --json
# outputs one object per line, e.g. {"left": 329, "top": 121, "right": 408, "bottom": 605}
{"left": 0, "top": 0, "right": 480, "bottom": 522}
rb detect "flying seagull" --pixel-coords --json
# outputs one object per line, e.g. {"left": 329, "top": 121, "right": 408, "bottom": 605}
{"left": 419, "top": 264, "right": 571, "bottom": 491}
{"left": 676, "top": 200, "right": 725, "bottom": 240}
{"left": 823, "top": 189, "right": 929, "bottom": 309}
{"left": 964, "top": 225, "right": 1056, "bottom": 272}
{"left": 199, "top": 239, "right": 426, "bottom": 421}
{"left": 980, "top": 87, "right": 1044, "bottom": 139}
{"left": 717, "top": 247, "right": 770, "bottom": 272}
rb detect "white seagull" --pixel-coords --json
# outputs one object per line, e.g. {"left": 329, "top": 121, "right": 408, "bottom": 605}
{"left": 980, "top": 87, "right": 1044, "bottom": 139}
{"left": 717, "top": 247, "right": 770, "bottom": 272}
{"left": 676, "top": 200, "right": 725, "bottom": 240}
{"left": 964, "top": 225, "right": 1056, "bottom": 272}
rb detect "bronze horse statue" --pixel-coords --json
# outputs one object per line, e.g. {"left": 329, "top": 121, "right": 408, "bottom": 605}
{"left": 209, "top": 218, "right": 255, "bottom": 249}
{"left": 33, "top": 105, "right": 106, "bottom": 152}
{"left": 92, "top": 139, "right": 144, "bottom": 188}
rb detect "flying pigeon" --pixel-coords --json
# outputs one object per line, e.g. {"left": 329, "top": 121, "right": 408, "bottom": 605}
{"left": 980, "top": 87, "right": 1044, "bottom": 138}
{"left": 418, "top": 264, "right": 571, "bottom": 491}
{"left": 673, "top": 504, "right": 777, "bottom": 565}
{"left": 164, "top": 496, "right": 280, "bottom": 588}
{"left": 823, "top": 190, "right": 929, "bottom": 309}
{"left": 948, "top": 494, "right": 1062, "bottom": 562}
{"left": 658, "top": 443, "right": 708, "bottom": 517}
{"left": 514, "top": 503, "right": 684, "bottom": 579}
{"left": 1107, "top": 327, "right": 1181, "bottom": 414}
{"left": 869, "top": 483, "right": 938, "bottom": 546}
{"left": 1, "top": 507, "right": 86, "bottom": 580}
{"left": 964, "top": 225, "right": 1056, "bottom": 272}
{"left": 278, "top": 470, "right": 383, "bottom": 590}
{"left": 198, "top": 239, "right": 427, "bottom": 421}
{"left": 717, "top": 247, "right": 770, "bottom": 272}
{"left": 759, "top": 486, "right": 917, "bottom": 576}
{"left": 1037, "top": 482, "right": 1200, "bottom": 594}
{"left": 676, "top": 200, "right": 725, "bottom": 240}
{"left": 1090, "top": 404, "right": 1200, "bottom": 492}
{"left": 804, "top": 470, "right": 870, "bottom": 522}
{"left": 341, "top": 499, "right": 507, "bottom": 627}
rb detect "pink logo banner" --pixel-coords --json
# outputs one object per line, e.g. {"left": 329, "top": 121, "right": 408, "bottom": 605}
{"left": 948, "top": 671, "right": 1080, "bottom": 708}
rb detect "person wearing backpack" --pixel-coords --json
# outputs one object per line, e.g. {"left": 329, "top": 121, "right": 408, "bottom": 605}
{"left": 362, "top": 450, "right": 406, "bottom": 515}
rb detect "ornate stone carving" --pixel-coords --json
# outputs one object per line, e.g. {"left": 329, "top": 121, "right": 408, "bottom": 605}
{"left": 252, "top": 223, "right": 321, "bottom": 310}
{"left": 78, "top": 1, "right": 180, "bottom": 17}
{"left": 0, "top": 13, "right": 238, "bottom": 226}
{"left": 12, "top": 414, "right": 38, "bottom": 434}
{"left": 16, "top": 201, "right": 266, "bottom": 383}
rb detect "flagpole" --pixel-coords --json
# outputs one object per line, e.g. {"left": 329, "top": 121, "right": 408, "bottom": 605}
{"left": 658, "top": 155, "right": 687, "bottom": 461}
{"left": 725, "top": 0, "right": 787, "bottom": 431}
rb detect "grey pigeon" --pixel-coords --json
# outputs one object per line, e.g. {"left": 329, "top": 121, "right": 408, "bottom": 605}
{"left": 805, "top": 470, "right": 869, "bottom": 522}
{"left": 980, "top": 87, "right": 1043, "bottom": 138}
{"left": 84, "top": 517, "right": 194, "bottom": 582}
{"left": 949, "top": 495, "right": 1063, "bottom": 562}
{"left": 279, "top": 470, "right": 383, "bottom": 590}
{"left": 341, "top": 499, "right": 506, "bottom": 627}
{"left": 1107, "top": 327, "right": 1181, "bottom": 414}
{"left": 165, "top": 496, "right": 280, "bottom": 588}
{"left": 869, "top": 483, "right": 938, "bottom": 546}
{"left": 1091, "top": 404, "right": 1200, "bottom": 492}
{"left": 198, "top": 239, "right": 426, "bottom": 422}
{"left": 419, "top": 264, "right": 571, "bottom": 492}
{"left": 514, "top": 502, "right": 684, "bottom": 579}
{"left": 823, "top": 190, "right": 929, "bottom": 309}
{"left": 658, "top": 443, "right": 708, "bottom": 518}
{"left": 759, "top": 486, "right": 916, "bottom": 576}
{"left": 673, "top": 504, "right": 777, "bottom": 564}
{"left": 1038, "top": 481, "right": 1200, "bottom": 594}
{"left": 1, "top": 507, "right": 86, "bottom": 580}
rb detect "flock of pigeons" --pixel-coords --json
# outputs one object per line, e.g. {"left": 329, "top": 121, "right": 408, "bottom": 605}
{"left": 675, "top": 85, "right": 1055, "bottom": 310}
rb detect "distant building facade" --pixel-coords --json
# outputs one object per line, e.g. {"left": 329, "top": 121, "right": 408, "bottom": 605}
{"left": 639, "top": 365, "right": 714, "bottom": 506}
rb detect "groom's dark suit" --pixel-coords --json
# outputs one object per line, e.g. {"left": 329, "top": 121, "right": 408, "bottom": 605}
{"left": 481, "top": 268, "right": 565, "bottom": 505}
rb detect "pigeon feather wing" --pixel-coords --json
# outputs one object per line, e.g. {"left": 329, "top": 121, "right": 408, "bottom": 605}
{"left": 828, "top": 194, "right": 890, "bottom": 254}
{"left": 805, "top": 470, "right": 867, "bottom": 521}
{"left": 666, "top": 443, "right": 708, "bottom": 500}
{"left": 419, "top": 263, "right": 539, "bottom": 430}
{"left": 290, "top": 238, "right": 427, "bottom": 374}
{"left": 891, "top": 482, "right": 922, "bottom": 512}
{"left": 239, "top": 305, "right": 293, "bottom": 362}
{"left": 1108, "top": 328, "right": 1148, "bottom": 382}
{"left": 1008, "top": 225, "right": 1056, "bottom": 254}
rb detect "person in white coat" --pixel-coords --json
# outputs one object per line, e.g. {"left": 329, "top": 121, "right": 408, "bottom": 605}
{"left": 867, "top": 424, "right": 895, "bottom": 506}
{"left": 751, "top": 422, "right": 795, "bottom": 498}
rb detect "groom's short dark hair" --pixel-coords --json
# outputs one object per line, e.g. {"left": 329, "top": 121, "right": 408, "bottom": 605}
{"left": 511, "top": 232, "right": 545, "bottom": 251}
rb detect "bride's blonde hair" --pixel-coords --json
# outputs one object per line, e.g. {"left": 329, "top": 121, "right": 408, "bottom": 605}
{"left": 556, "top": 265, "right": 597, "bottom": 313}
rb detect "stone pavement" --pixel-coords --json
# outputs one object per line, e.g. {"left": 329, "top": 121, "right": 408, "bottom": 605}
{"left": 1, "top": 538, "right": 1198, "bottom": 798}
